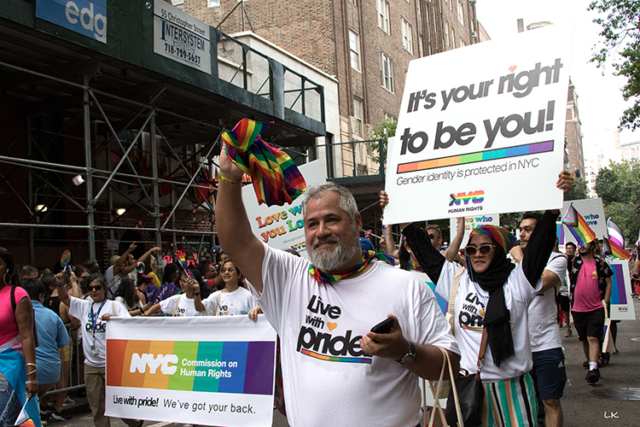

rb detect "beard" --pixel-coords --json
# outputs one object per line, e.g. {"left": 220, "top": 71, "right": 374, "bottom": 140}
{"left": 308, "top": 232, "right": 360, "bottom": 271}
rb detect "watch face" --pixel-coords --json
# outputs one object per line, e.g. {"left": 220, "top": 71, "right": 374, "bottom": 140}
{"left": 402, "top": 353, "right": 415, "bottom": 365}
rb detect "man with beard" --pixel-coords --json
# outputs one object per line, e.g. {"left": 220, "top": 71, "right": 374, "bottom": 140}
{"left": 216, "top": 152, "right": 459, "bottom": 427}
{"left": 568, "top": 239, "right": 612, "bottom": 384}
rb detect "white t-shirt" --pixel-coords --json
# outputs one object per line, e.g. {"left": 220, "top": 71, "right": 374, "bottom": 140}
{"left": 435, "top": 260, "right": 540, "bottom": 383}
{"left": 104, "top": 265, "right": 122, "bottom": 295}
{"left": 249, "top": 243, "right": 459, "bottom": 427}
{"left": 203, "top": 287, "right": 256, "bottom": 316}
{"left": 68, "top": 297, "right": 131, "bottom": 368}
{"left": 159, "top": 294, "right": 202, "bottom": 317}
{"left": 528, "top": 254, "right": 567, "bottom": 352}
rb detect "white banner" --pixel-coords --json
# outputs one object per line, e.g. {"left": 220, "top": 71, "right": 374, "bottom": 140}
{"left": 242, "top": 160, "right": 326, "bottom": 258}
{"left": 384, "top": 26, "right": 572, "bottom": 224}
{"left": 153, "top": 1, "right": 211, "bottom": 73}
{"left": 105, "top": 316, "right": 277, "bottom": 427}
{"left": 449, "top": 215, "right": 500, "bottom": 248}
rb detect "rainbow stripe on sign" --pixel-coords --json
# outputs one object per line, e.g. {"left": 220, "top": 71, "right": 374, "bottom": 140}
{"left": 397, "top": 140, "right": 554, "bottom": 174}
{"left": 106, "top": 340, "right": 275, "bottom": 395}
{"left": 300, "top": 349, "right": 372, "bottom": 364}
{"left": 610, "top": 264, "right": 628, "bottom": 305}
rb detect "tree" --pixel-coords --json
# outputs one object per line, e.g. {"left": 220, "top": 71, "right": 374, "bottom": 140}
{"left": 594, "top": 158, "right": 640, "bottom": 241}
{"left": 564, "top": 177, "right": 589, "bottom": 201}
{"left": 368, "top": 117, "right": 397, "bottom": 164}
{"left": 589, "top": 0, "right": 640, "bottom": 130}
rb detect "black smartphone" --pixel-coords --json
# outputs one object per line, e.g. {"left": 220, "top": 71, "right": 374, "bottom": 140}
{"left": 370, "top": 317, "right": 394, "bottom": 334}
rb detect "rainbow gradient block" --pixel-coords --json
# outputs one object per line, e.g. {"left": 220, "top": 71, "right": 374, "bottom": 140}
{"left": 397, "top": 140, "right": 554, "bottom": 174}
{"left": 107, "top": 340, "right": 275, "bottom": 395}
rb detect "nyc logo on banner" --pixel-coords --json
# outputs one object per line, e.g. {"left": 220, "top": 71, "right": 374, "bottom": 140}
{"left": 36, "top": 0, "right": 107, "bottom": 43}
{"left": 384, "top": 26, "right": 572, "bottom": 224}
{"left": 106, "top": 316, "right": 277, "bottom": 427}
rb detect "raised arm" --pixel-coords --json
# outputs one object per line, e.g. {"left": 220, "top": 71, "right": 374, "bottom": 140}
{"left": 522, "top": 171, "right": 574, "bottom": 286}
{"left": 442, "top": 217, "right": 465, "bottom": 262}
{"left": 113, "top": 242, "right": 136, "bottom": 275}
{"left": 215, "top": 145, "right": 265, "bottom": 293}
{"left": 120, "top": 247, "right": 160, "bottom": 276}
{"left": 56, "top": 271, "right": 81, "bottom": 307}
{"left": 403, "top": 223, "right": 447, "bottom": 284}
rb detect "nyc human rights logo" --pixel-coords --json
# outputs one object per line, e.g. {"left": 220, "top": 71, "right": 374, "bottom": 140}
{"left": 449, "top": 190, "right": 485, "bottom": 213}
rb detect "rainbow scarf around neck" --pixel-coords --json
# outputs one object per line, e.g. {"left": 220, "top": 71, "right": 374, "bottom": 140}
{"left": 309, "top": 250, "right": 394, "bottom": 284}
{"left": 222, "top": 119, "right": 306, "bottom": 206}
{"left": 408, "top": 260, "right": 423, "bottom": 272}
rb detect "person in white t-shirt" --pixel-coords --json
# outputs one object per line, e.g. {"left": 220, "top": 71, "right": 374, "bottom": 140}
{"left": 203, "top": 260, "right": 256, "bottom": 316}
{"left": 104, "top": 242, "right": 160, "bottom": 294}
{"left": 512, "top": 213, "right": 568, "bottom": 427}
{"left": 216, "top": 148, "right": 460, "bottom": 427}
{"left": 397, "top": 171, "right": 573, "bottom": 427}
{"left": 56, "top": 273, "right": 141, "bottom": 427}
{"left": 145, "top": 272, "right": 204, "bottom": 317}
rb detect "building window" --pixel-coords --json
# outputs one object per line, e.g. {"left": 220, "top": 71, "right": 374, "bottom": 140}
{"left": 402, "top": 18, "right": 413, "bottom": 54}
{"left": 449, "top": 0, "right": 453, "bottom": 10}
{"left": 354, "top": 98, "right": 363, "bottom": 137}
{"left": 444, "top": 22, "right": 449, "bottom": 49}
{"left": 457, "top": 1, "right": 464, "bottom": 25}
{"left": 377, "top": 0, "right": 390, "bottom": 34}
{"left": 460, "top": 39, "right": 466, "bottom": 47}
{"left": 379, "top": 52, "right": 394, "bottom": 93}
{"left": 171, "top": 0, "right": 184, "bottom": 4}
{"left": 207, "top": 0, "right": 220, "bottom": 7}
{"left": 451, "top": 28, "right": 455, "bottom": 48}
{"left": 349, "top": 30, "right": 361, "bottom": 71}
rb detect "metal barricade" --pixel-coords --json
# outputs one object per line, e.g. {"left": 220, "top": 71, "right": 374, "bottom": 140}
{"left": 44, "top": 323, "right": 86, "bottom": 397}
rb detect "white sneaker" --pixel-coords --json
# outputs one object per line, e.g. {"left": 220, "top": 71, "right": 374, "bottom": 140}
{"left": 63, "top": 397, "right": 75, "bottom": 407}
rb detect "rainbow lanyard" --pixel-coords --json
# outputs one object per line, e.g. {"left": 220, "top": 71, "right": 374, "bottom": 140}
{"left": 408, "top": 260, "right": 424, "bottom": 272}
{"left": 308, "top": 251, "right": 394, "bottom": 284}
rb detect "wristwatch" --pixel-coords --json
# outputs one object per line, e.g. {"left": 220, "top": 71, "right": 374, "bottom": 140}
{"left": 397, "top": 341, "right": 416, "bottom": 365}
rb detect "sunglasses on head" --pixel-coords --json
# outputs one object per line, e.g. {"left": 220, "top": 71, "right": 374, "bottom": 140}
{"left": 88, "top": 285, "right": 103, "bottom": 291}
{"left": 465, "top": 244, "right": 495, "bottom": 257}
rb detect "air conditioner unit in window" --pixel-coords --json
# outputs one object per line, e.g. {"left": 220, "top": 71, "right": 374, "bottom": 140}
{"left": 471, "top": 31, "right": 477, "bottom": 38}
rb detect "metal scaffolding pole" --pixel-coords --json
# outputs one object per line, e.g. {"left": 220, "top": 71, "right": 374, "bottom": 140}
{"left": 27, "top": 115, "right": 35, "bottom": 265}
{"left": 84, "top": 75, "right": 96, "bottom": 260}
{"left": 150, "top": 111, "right": 162, "bottom": 248}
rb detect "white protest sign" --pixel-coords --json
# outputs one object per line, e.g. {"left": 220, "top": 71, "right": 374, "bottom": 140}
{"left": 609, "top": 259, "right": 636, "bottom": 321}
{"left": 242, "top": 160, "right": 326, "bottom": 258}
{"left": 449, "top": 215, "right": 500, "bottom": 248}
{"left": 560, "top": 198, "right": 607, "bottom": 244}
{"left": 384, "top": 26, "right": 572, "bottom": 224}
{"left": 153, "top": 1, "right": 211, "bottom": 73}
{"left": 105, "top": 316, "right": 277, "bottom": 427}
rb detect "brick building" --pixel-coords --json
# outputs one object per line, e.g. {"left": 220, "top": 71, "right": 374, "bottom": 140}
{"left": 175, "top": 0, "right": 479, "bottom": 177}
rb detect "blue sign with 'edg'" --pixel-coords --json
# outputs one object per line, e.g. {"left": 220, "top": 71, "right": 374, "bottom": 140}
{"left": 36, "top": 0, "right": 107, "bottom": 44}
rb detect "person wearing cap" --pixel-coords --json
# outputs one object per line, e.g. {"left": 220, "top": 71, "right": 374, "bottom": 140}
{"left": 104, "top": 243, "right": 160, "bottom": 295}
{"left": 397, "top": 171, "right": 573, "bottom": 426}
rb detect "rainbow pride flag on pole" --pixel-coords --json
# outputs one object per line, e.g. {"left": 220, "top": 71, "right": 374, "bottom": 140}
{"left": 603, "top": 237, "right": 631, "bottom": 260}
{"left": 562, "top": 204, "right": 596, "bottom": 247}
{"left": 14, "top": 398, "right": 37, "bottom": 427}
{"left": 223, "top": 119, "right": 306, "bottom": 207}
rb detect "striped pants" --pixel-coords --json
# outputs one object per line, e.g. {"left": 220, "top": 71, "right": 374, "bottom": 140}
{"left": 482, "top": 373, "right": 537, "bottom": 427}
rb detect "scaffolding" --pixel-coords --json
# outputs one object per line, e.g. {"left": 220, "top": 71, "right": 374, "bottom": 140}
{"left": 0, "top": 4, "right": 326, "bottom": 266}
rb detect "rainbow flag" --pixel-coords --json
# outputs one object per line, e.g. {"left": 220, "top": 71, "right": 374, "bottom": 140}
{"left": 14, "top": 398, "right": 37, "bottom": 427}
{"left": 223, "top": 119, "right": 306, "bottom": 207}
{"left": 603, "top": 237, "right": 631, "bottom": 260}
{"left": 556, "top": 222, "right": 565, "bottom": 246}
{"left": 562, "top": 204, "right": 596, "bottom": 246}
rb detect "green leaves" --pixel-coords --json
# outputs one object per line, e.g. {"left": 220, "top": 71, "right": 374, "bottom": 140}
{"left": 595, "top": 158, "right": 640, "bottom": 241}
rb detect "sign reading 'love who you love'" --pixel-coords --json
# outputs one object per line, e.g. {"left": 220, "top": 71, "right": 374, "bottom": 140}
{"left": 384, "top": 26, "right": 572, "bottom": 224}
{"left": 105, "top": 316, "right": 277, "bottom": 427}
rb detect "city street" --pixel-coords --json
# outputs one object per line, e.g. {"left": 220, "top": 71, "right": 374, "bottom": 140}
{"left": 47, "top": 299, "right": 640, "bottom": 427}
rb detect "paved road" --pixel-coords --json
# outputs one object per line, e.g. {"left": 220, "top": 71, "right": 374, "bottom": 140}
{"left": 48, "top": 299, "right": 640, "bottom": 427}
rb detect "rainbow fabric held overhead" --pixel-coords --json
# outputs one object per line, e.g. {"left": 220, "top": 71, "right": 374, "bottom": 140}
{"left": 223, "top": 119, "right": 306, "bottom": 207}
{"left": 603, "top": 238, "right": 631, "bottom": 260}
{"left": 177, "top": 259, "right": 196, "bottom": 279}
{"left": 562, "top": 204, "right": 596, "bottom": 247}
{"left": 60, "top": 249, "right": 71, "bottom": 269}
